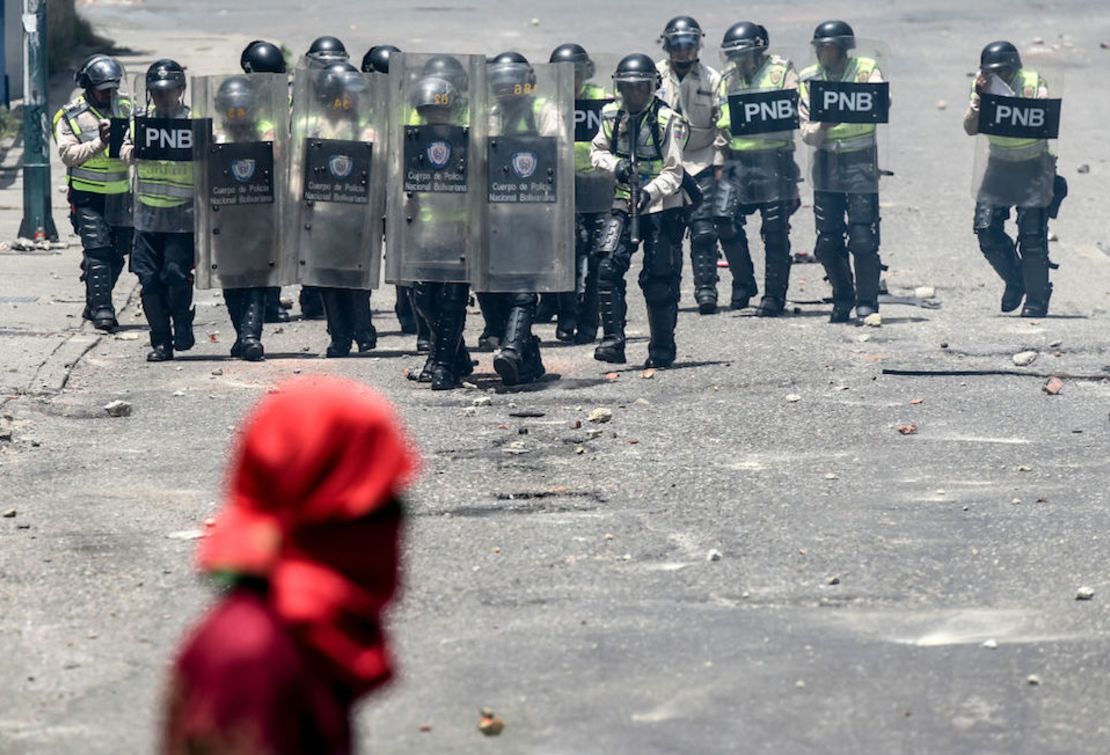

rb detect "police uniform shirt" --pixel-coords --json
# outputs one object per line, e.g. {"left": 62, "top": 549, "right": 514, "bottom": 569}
{"left": 589, "top": 101, "right": 686, "bottom": 214}
{"left": 655, "top": 59, "right": 721, "bottom": 174}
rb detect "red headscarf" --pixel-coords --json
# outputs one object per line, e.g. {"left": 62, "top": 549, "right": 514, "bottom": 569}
{"left": 199, "top": 375, "right": 418, "bottom": 695}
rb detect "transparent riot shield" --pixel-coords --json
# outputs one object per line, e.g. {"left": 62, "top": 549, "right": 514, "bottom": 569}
{"left": 288, "top": 66, "right": 385, "bottom": 289}
{"left": 102, "top": 82, "right": 135, "bottom": 228}
{"left": 192, "top": 74, "right": 291, "bottom": 290}
{"left": 475, "top": 61, "right": 574, "bottom": 293}
{"left": 572, "top": 53, "right": 619, "bottom": 214}
{"left": 128, "top": 73, "right": 197, "bottom": 233}
{"left": 970, "top": 54, "right": 1063, "bottom": 209}
{"left": 800, "top": 40, "right": 891, "bottom": 194}
{"left": 384, "top": 53, "right": 486, "bottom": 285}
{"left": 717, "top": 51, "right": 801, "bottom": 204}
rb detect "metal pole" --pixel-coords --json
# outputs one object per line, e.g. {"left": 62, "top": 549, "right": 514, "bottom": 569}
{"left": 18, "top": 0, "right": 57, "bottom": 241}
{"left": 0, "top": 4, "right": 8, "bottom": 107}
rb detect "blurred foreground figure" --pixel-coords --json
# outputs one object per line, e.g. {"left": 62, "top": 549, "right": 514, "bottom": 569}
{"left": 163, "top": 376, "right": 418, "bottom": 755}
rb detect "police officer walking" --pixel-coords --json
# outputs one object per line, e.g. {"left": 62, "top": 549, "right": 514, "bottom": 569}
{"left": 122, "top": 60, "right": 196, "bottom": 362}
{"left": 799, "top": 21, "right": 887, "bottom": 323}
{"left": 590, "top": 53, "right": 687, "bottom": 367}
{"left": 52, "top": 54, "right": 133, "bottom": 333}
{"left": 655, "top": 17, "right": 722, "bottom": 315}
{"left": 714, "top": 22, "right": 801, "bottom": 317}
{"left": 240, "top": 40, "right": 290, "bottom": 325}
{"left": 550, "top": 42, "right": 609, "bottom": 344}
{"left": 964, "top": 41, "right": 1060, "bottom": 317}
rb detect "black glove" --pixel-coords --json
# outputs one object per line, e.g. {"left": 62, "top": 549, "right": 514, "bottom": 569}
{"left": 637, "top": 189, "right": 653, "bottom": 213}
{"left": 614, "top": 159, "right": 633, "bottom": 183}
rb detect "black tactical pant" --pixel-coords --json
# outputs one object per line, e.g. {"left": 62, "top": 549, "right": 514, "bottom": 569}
{"left": 596, "top": 208, "right": 684, "bottom": 363}
{"left": 716, "top": 199, "right": 793, "bottom": 305}
{"left": 553, "top": 211, "right": 603, "bottom": 340}
{"left": 69, "top": 189, "right": 131, "bottom": 321}
{"left": 813, "top": 191, "right": 882, "bottom": 310}
{"left": 974, "top": 201, "right": 1051, "bottom": 306}
{"left": 132, "top": 230, "right": 195, "bottom": 350}
{"left": 684, "top": 167, "right": 721, "bottom": 305}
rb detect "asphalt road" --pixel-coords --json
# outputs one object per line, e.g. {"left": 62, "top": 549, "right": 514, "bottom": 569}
{"left": 2, "top": 1, "right": 1110, "bottom": 753}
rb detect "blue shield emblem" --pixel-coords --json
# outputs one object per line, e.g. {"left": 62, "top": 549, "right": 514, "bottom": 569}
{"left": 511, "top": 152, "right": 537, "bottom": 179}
{"left": 230, "top": 159, "right": 256, "bottom": 182}
{"left": 427, "top": 141, "right": 451, "bottom": 169}
{"left": 328, "top": 154, "right": 353, "bottom": 178}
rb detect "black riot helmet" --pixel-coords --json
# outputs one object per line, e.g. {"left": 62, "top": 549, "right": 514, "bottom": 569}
{"left": 317, "top": 61, "right": 366, "bottom": 112}
{"left": 240, "top": 40, "right": 286, "bottom": 74}
{"left": 421, "top": 54, "right": 468, "bottom": 93}
{"left": 549, "top": 42, "right": 595, "bottom": 80}
{"left": 361, "top": 44, "right": 400, "bottom": 74}
{"left": 811, "top": 20, "right": 856, "bottom": 50}
{"left": 980, "top": 40, "right": 1022, "bottom": 73}
{"left": 660, "top": 16, "right": 703, "bottom": 52}
{"left": 613, "top": 53, "right": 660, "bottom": 113}
{"left": 721, "top": 21, "right": 769, "bottom": 57}
{"left": 412, "top": 75, "right": 460, "bottom": 124}
{"left": 146, "top": 59, "right": 187, "bottom": 91}
{"left": 488, "top": 51, "right": 535, "bottom": 101}
{"left": 306, "top": 36, "right": 349, "bottom": 66}
{"left": 215, "top": 75, "right": 257, "bottom": 125}
{"left": 75, "top": 54, "right": 123, "bottom": 91}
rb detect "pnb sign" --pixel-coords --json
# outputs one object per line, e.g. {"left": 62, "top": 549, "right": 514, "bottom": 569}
{"left": 978, "top": 94, "right": 1062, "bottom": 140}
{"left": 574, "top": 97, "right": 614, "bottom": 143}
{"left": 728, "top": 90, "right": 800, "bottom": 136}
{"left": 133, "top": 116, "right": 201, "bottom": 161}
{"left": 807, "top": 81, "right": 890, "bottom": 125}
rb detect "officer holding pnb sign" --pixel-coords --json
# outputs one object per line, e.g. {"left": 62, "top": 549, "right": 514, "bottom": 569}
{"left": 119, "top": 60, "right": 198, "bottom": 362}
{"left": 799, "top": 21, "right": 890, "bottom": 324}
{"left": 714, "top": 21, "right": 801, "bottom": 317}
{"left": 964, "top": 41, "right": 1064, "bottom": 318}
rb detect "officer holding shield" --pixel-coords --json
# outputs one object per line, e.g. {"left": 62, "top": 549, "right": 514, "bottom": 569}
{"left": 964, "top": 41, "right": 1060, "bottom": 317}
{"left": 590, "top": 54, "right": 686, "bottom": 368}
{"left": 798, "top": 21, "right": 887, "bottom": 323}
{"left": 549, "top": 42, "right": 610, "bottom": 345}
{"left": 121, "top": 59, "right": 196, "bottom": 362}
{"left": 52, "top": 54, "right": 133, "bottom": 333}
{"left": 713, "top": 21, "right": 801, "bottom": 317}
{"left": 655, "top": 16, "right": 724, "bottom": 315}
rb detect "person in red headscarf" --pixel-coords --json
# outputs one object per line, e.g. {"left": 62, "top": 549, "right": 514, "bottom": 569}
{"left": 162, "top": 375, "right": 418, "bottom": 755}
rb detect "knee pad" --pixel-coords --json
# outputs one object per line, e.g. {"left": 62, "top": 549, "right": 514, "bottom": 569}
{"left": 74, "top": 207, "right": 113, "bottom": 251}
{"left": 597, "top": 256, "right": 628, "bottom": 288}
{"left": 814, "top": 231, "right": 846, "bottom": 261}
{"left": 641, "top": 278, "right": 676, "bottom": 307}
{"left": 976, "top": 227, "right": 1011, "bottom": 255}
{"left": 596, "top": 213, "right": 625, "bottom": 255}
{"left": 507, "top": 291, "right": 537, "bottom": 309}
{"left": 688, "top": 219, "right": 717, "bottom": 253}
{"left": 441, "top": 282, "right": 470, "bottom": 308}
{"left": 847, "top": 224, "right": 879, "bottom": 257}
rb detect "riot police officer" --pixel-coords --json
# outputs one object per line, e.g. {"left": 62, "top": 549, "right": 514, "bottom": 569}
{"left": 52, "top": 54, "right": 133, "bottom": 333}
{"left": 964, "top": 41, "right": 1060, "bottom": 317}
{"left": 590, "top": 53, "right": 687, "bottom": 367}
{"left": 481, "top": 52, "right": 564, "bottom": 386}
{"left": 362, "top": 43, "right": 421, "bottom": 341}
{"left": 550, "top": 42, "right": 608, "bottom": 344}
{"left": 239, "top": 40, "right": 289, "bottom": 325}
{"left": 122, "top": 59, "right": 195, "bottom": 362}
{"left": 799, "top": 21, "right": 886, "bottom": 323}
{"left": 656, "top": 16, "right": 723, "bottom": 314}
{"left": 714, "top": 21, "right": 801, "bottom": 316}
{"left": 405, "top": 72, "right": 475, "bottom": 390}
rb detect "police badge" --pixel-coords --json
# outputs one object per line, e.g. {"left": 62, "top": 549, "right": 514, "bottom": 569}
{"left": 231, "top": 158, "right": 256, "bottom": 183}
{"left": 328, "top": 154, "right": 353, "bottom": 178}
{"left": 511, "top": 151, "right": 537, "bottom": 179}
{"left": 427, "top": 140, "right": 451, "bottom": 169}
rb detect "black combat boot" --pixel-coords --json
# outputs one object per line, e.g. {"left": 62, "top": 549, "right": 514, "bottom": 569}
{"left": 350, "top": 289, "right": 377, "bottom": 352}
{"left": 264, "top": 287, "right": 289, "bottom": 323}
{"left": 299, "top": 286, "right": 325, "bottom": 319}
{"left": 167, "top": 284, "right": 195, "bottom": 352}
{"left": 820, "top": 255, "right": 855, "bottom": 323}
{"left": 321, "top": 288, "right": 353, "bottom": 357}
{"left": 853, "top": 252, "right": 882, "bottom": 319}
{"left": 142, "top": 291, "right": 174, "bottom": 362}
{"left": 223, "top": 288, "right": 245, "bottom": 358}
{"left": 594, "top": 284, "right": 627, "bottom": 363}
{"left": 721, "top": 236, "right": 757, "bottom": 310}
{"left": 238, "top": 288, "right": 265, "bottom": 361}
{"left": 494, "top": 304, "right": 541, "bottom": 386}
{"left": 690, "top": 243, "right": 719, "bottom": 315}
{"left": 395, "top": 285, "right": 417, "bottom": 335}
{"left": 85, "top": 259, "right": 118, "bottom": 333}
{"left": 555, "top": 291, "right": 577, "bottom": 342}
{"left": 644, "top": 302, "right": 678, "bottom": 368}
{"left": 575, "top": 258, "right": 600, "bottom": 344}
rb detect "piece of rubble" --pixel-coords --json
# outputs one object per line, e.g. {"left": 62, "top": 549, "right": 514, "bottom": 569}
{"left": 472, "top": 396, "right": 492, "bottom": 407}
{"left": 587, "top": 407, "right": 613, "bottom": 423}
{"left": 706, "top": 549, "right": 722, "bottom": 562}
{"left": 1026, "top": 674, "right": 1041, "bottom": 686}
{"left": 640, "top": 368, "right": 656, "bottom": 379}
{"left": 1012, "top": 351, "right": 1038, "bottom": 367}
{"left": 1043, "top": 377, "right": 1063, "bottom": 395}
{"left": 826, "top": 575, "right": 841, "bottom": 586}
{"left": 914, "top": 286, "right": 936, "bottom": 299}
{"left": 896, "top": 423, "right": 918, "bottom": 435}
{"left": 863, "top": 313, "right": 882, "bottom": 327}
{"left": 982, "top": 639, "right": 998, "bottom": 649}
{"left": 103, "top": 400, "right": 132, "bottom": 418}
{"left": 1076, "top": 586, "right": 1095, "bottom": 601}
{"left": 114, "top": 332, "right": 139, "bottom": 341}
{"left": 478, "top": 708, "right": 505, "bottom": 736}
{"left": 2, "top": 509, "right": 16, "bottom": 518}
{"left": 785, "top": 394, "right": 801, "bottom": 403}
{"left": 1077, "top": 164, "right": 1090, "bottom": 174}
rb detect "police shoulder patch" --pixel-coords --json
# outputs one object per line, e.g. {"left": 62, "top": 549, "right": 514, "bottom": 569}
{"left": 1023, "top": 85, "right": 1035, "bottom": 97}
{"left": 770, "top": 70, "right": 782, "bottom": 86}
{"left": 857, "top": 70, "right": 870, "bottom": 83}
